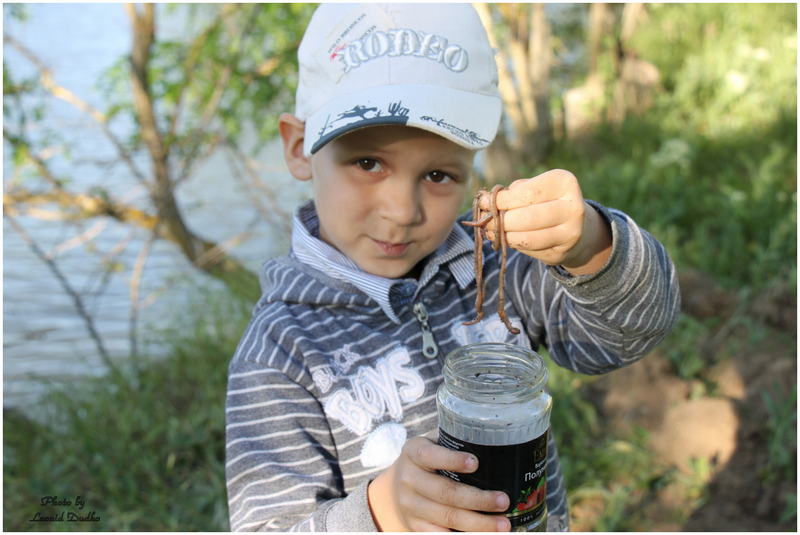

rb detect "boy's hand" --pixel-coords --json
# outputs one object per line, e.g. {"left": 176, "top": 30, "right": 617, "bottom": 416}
{"left": 367, "top": 435, "right": 511, "bottom": 532}
{"left": 478, "top": 169, "right": 612, "bottom": 276}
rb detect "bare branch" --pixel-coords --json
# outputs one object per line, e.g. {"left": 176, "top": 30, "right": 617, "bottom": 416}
{"left": 193, "top": 226, "right": 255, "bottom": 271}
{"left": 133, "top": 218, "right": 258, "bottom": 314}
{"left": 174, "top": 132, "right": 223, "bottom": 185}
{"left": 4, "top": 214, "right": 123, "bottom": 378}
{"left": 3, "top": 186, "right": 159, "bottom": 229}
{"left": 620, "top": 3, "right": 645, "bottom": 45}
{"left": 82, "top": 228, "right": 135, "bottom": 316}
{"left": 126, "top": 3, "right": 207, "bottom": 262}
{"left": 129, "top": 231, "right": 155, "bottom": 363}
{"left": 223, "top": 142, "right": 293, "bottom": 237}
{"left": 473, "top": 3, "right": 526, "bottom": 138}
{"left": 50, "top": 219, "right": 108, "bottom": 258}
{"left": 127, "top": 3, "right": 167, "bottom": 169}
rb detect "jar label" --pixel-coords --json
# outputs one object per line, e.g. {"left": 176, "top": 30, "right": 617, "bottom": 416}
{"left": 438, "top": 428, "right": 549, "bottom": 528}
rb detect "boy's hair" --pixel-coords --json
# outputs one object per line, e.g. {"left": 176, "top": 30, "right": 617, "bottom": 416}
{"left": 295, "top": 3, "right": 502, "bottom": 157}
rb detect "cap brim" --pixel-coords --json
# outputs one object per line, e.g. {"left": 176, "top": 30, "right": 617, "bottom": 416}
{"left": 303, "top": 84, "right": 502, "bottom": 157}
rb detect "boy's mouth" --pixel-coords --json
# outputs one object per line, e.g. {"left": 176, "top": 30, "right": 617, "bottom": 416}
{"left": 373, "top": 239, "right": 411, "bottom": 257}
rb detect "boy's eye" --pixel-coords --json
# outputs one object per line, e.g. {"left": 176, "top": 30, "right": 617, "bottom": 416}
{"left": 356, "top": 158, "right": 383, "bottom": 172}
{"left": 425, "top": 171, "right": 454, "bottom": 184}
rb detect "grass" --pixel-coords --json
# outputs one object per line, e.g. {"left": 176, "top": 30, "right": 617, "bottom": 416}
{"left": 3, "top": 286, "right": 251, "bottom": 532}
{"left": 540, "top": 347, "right": 668, "bottom": 531}
{"left": 542, "top": 305, "right": 797, "bottom": 531}
{"left": 545, "top": 108, "right": 797, "bottom": 295}
{"left": 761, "top": 382, "right": 798, "bottom": 484}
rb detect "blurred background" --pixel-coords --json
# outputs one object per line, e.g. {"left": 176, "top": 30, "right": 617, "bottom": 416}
{"left": 3, "top": 3, "right": 796, "bottom": 531}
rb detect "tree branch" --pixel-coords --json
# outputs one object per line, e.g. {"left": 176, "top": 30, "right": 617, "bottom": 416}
{"left": 176, "top": 4, "right": 264, "bottom": 184}
{"left": 126, "top": 3, "right": 205, "bottom": 262}
{"left": 474, "top": 3, "right": 526, "bottom": 137}
{"left": 129, "top": 231, "right": 154, "bottom": 366}
{"left": 3, "top": 186, "right": 159, "bottom": 229}
{"left": 167, "top": 15, "right": 224, "bottom": 141}
{"left": 223, "top": 142, "right": 293, "bottom": 237}
{"left": 4, "top": 214, "right": 123, "bottom": 378}
{"left": 3, "top": 34, "right": 148, "bottom": 184}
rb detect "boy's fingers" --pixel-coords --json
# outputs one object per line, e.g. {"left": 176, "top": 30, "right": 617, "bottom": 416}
{"left": 484, "top": 226, "right": 580, "bottom": 261}
{"left": 409, "top": 470, "right": 509, "bottom": 514}
{"left": 404, "top": 482, "right": 510, "bottom": 532}
{"left": 405, "top": 436, "right": 478, "bottom": 473}
{"left": 407, "top": 518, "right": 452, "bottom": 533}
{"left": 418, "top": 502, "right": 510, "bottom": 532}
{"left": 479, "top": 199, "right": 581, "bottom": 233}
{"left": 477, "top": 169, "right": 579, "bottom": 211}
{"left": 401, "top": 437, "right": 511, "bottom": 530}
{"left": 427, "top": 507, "right": 511, "bottom": 532}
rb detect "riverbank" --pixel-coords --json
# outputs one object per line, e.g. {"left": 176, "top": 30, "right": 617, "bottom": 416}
{"left": 4, "top": 280, "right": 796, "bottom": 531}
{"left": 3, "top": 288, "right": 249, "bottom": 531}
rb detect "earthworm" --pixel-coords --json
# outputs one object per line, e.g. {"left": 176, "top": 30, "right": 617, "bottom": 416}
{"left": 462, "top": 185, "right": 521, "bottom": 335}
{"left": 489, "top": 185, "right": 502, "bottom": 251}
{"left": 462, "top": 190, "right": 485, "bottom": 326}
{"left": 496, "top": 209, "right": 520, "bottom": 335}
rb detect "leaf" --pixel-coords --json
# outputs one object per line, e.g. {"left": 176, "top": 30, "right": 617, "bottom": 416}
{"left": 780, "top": 493, "right": 797, "bottom": 523}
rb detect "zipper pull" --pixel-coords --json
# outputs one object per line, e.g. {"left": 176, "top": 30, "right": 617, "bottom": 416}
{"left": 412, "top": 302, "right": 439, "bottom": 359}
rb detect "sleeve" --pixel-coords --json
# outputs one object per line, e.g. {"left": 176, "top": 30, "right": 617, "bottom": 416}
{"left": 508, "top": 201, "right": 681, "bottom": 375}
{"left": 225, "top": 357, "right": 378, "bottom": 532}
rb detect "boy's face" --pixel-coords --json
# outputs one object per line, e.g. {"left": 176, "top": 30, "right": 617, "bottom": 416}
{"left": 309, "top": 126, "right": 475, "bottom": 279}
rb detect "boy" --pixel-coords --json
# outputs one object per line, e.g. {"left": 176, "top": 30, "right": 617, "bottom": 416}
{"left": 226, "top": 3, "right": 680, "bottom": 532}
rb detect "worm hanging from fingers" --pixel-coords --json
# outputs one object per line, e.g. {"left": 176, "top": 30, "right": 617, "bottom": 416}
{"left": 462, "top": 190, "right": 486, "bottom": 326}
{"left": 462, "top": 185, "right": 521, "bottom": 335}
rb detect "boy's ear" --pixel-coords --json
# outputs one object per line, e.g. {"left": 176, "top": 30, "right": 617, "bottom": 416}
{"left": 279, "top": 113, "right": 312, "bottom": 181}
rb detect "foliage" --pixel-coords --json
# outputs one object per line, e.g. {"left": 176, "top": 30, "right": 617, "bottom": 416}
{"left": 540, "top": 348, "right": 665, "bottom": 531}
{"left": 780, "top": 493, "right": 797, "bottom": 524}
{"left": 552, "top": 118, "right": 795, "bottom": 293}
{"left": 98, "top": 4, "right": 315, "bottom": 153}
{"left": 546, "top": 104, "right": 796, "bottom": 293}
{"left": 543, "top": 4, "right": 797, "bottom": 293}
{"left": 761, "top": 382, "right": 798, "bottom": 483}
{"left": 631, "top": 4, "right": 797, "bottom": 97}
{"left": 3, "top": 286, "right": 250, "bottom": 531}
{"left": 4, "top": 4, "right": 316, "bottom": 308}
{"left": 662, "top": 314, "right": 709, "bottom": 381}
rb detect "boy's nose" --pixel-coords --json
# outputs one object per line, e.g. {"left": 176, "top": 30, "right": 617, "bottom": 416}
{"left": 379, "top": 178, "right": 422, "bottom": 226}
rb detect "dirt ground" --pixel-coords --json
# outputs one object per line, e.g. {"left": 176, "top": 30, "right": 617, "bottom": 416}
{"left": 571, "top": 274, "right": 797, "bottom": 532}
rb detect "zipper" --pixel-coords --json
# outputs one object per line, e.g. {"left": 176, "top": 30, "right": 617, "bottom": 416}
{"left": 412, "top": 302, "right": 439, "bottom": 359}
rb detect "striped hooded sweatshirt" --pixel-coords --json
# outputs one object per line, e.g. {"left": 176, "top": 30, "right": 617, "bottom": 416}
{"left": 226, "top": 199, "right": 680, "bottom": 531}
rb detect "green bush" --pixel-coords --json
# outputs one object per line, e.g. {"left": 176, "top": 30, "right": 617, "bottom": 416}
{"left": 548, "top": 106, "right": 796, "bottom": 292}
{"left": 3, "top": 287, "right": 250, "bottom": 531}
{"left": 541, "top": 349, "right": 662, "bottom": 531}
{"left": 547, "top": 4, "right": 797, "bottom": 293}
{"left": 761, "top": 382, "right": 798, "bottom": 483}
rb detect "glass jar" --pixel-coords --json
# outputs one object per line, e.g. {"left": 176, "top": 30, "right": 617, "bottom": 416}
{"left": 437, "top": 343, "right": 552, "bottom": 532}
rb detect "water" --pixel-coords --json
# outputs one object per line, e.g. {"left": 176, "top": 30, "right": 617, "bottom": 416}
{"left": 3, "top": 4, "right": 310, "bottom": 408}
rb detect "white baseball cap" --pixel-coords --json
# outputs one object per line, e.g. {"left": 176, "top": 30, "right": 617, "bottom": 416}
{"left": 295, "top": 3, "right": 503, "bottom": 157}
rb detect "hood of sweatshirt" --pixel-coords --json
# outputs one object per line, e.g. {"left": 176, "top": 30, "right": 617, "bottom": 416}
{"left": 255, "top": 200, "right": 476, "bottom": 324}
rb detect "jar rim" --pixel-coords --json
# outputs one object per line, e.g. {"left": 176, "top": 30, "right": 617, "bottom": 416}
{"left": 442, "top": 343, "right": 548, "bottom": 395}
